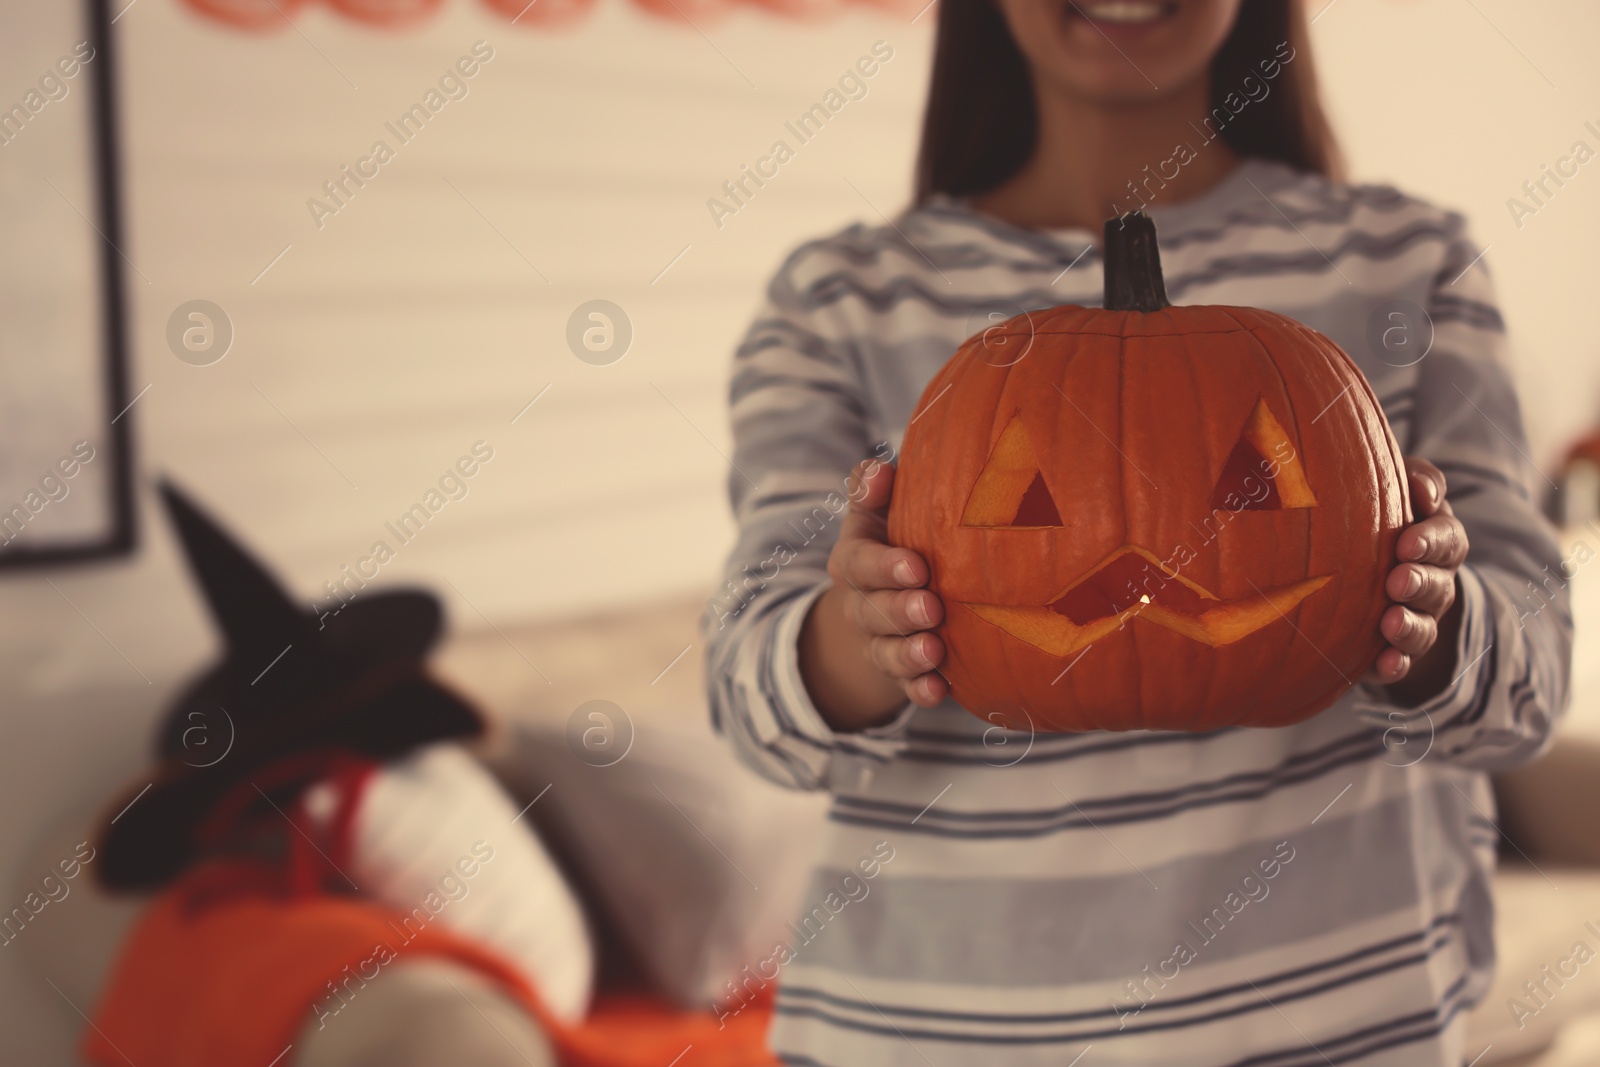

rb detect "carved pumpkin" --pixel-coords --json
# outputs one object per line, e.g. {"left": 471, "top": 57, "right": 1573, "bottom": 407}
{"left": 887, "top": 212, "right": 1409, "bottom": 733}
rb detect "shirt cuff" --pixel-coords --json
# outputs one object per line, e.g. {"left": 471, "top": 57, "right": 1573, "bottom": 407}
{"left": 766, "top": 581, "right": 919, "bottom": 769}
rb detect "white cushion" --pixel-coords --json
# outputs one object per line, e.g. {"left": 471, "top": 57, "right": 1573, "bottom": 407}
{"left": 317, "top": 743, "right": 596, "bottom": 1023}
{"left": 296, "top": 958, "right": 555, "bottom": 1067}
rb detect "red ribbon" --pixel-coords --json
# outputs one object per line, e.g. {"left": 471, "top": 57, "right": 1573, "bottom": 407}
{"left": 185, "top": 749, "right": 378, "bottom": 907}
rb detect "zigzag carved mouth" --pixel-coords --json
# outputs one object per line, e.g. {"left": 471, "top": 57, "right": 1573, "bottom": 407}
{"left": 963, "top": 546, "right": 1330, "bottom": 656}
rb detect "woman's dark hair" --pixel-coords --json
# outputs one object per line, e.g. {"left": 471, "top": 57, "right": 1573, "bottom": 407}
{"left": 913, "top": 0, "right": 1344, "bottom": 202}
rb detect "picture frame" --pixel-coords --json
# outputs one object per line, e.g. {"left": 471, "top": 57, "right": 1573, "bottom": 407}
{"left": 0, "top": 0, "right": 134, "bottom": 569}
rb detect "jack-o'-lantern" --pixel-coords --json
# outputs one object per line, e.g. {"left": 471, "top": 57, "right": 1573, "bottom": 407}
{"left": 887, "top": 212, "right": 1409, "bottom": 733}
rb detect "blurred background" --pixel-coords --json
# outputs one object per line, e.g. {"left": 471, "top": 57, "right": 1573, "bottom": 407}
{"left": 3, "top": 0, "right": 1600, "bottom": 1062}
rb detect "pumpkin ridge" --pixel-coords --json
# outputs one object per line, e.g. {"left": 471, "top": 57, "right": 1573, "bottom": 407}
{"left": 1171, "top": 319, "right": 1226, "bottom": 717}
{"left": 1310, "top": 322, "right": 1409, "bottom": 680}
{"left": 1116, "top": 323, "right": 1130, "bottom": 561}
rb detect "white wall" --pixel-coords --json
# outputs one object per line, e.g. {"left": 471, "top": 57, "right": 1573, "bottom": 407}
{"left": 1314, "top": 0, "right": 1600, "bottom": 470}
{"left": 2, "top": 0, "right": 1598, "bottom": 1057}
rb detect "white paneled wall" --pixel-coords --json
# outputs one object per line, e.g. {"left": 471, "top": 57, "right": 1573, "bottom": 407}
{"left": 124, "top": 0, "right": 934, "bottom": 640}
{"left": 3, "top": 1, "right": 937, "bottom": 694}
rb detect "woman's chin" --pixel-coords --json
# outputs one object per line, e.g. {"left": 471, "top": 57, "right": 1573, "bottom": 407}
{"left": 1027, "top": 0, "right": 1214, "bottom": 102}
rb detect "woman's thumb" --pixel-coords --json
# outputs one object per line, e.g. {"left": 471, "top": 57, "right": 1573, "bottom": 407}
{"left": 845, "top": 457, "right": 896, "bottom": 517}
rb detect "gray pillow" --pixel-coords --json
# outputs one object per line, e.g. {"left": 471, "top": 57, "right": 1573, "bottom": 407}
{"left": 487, "top": 713, "right": 829, "bottom": 1008}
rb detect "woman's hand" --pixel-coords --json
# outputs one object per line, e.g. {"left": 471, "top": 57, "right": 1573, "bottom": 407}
{"left": 1368, "top": 457, "right": 1470, "bottom": 704}
{"left": 798, "top": 459, "right": 949, "bottom": 732}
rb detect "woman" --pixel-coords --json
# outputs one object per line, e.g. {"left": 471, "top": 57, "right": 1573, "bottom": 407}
{"left": 705, "top": 1, "right": 1572, "bottom": 1063}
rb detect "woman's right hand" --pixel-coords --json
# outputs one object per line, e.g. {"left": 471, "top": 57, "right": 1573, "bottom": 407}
{"left": 797, "top": 458, "right": 949, "bottom": 732}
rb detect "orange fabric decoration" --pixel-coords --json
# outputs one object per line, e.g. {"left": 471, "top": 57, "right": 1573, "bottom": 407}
{"left": 570, "top": 994, "right": 781, "bottom": 1067}
{"left": 82, "top": 861, "right": 780, "bottom": 1067}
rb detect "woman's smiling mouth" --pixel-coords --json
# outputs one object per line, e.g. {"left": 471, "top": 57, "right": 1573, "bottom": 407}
{"left": 1066, "top": 0, "right": 1180, "bottom": 27}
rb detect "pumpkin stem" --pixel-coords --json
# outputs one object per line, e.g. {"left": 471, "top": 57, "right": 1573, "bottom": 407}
{"left": 1103, "top": 211, "right": 1170, "bottom": 312}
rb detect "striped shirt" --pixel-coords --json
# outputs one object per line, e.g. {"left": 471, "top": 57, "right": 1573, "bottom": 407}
{"left": 703, "top": 157, "right": 1572, "bottom": 1066}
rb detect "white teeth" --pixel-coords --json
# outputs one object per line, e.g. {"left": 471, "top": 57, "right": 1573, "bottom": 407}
{"left": 1075, "top": 0, "right": 1167, "bottom": 23}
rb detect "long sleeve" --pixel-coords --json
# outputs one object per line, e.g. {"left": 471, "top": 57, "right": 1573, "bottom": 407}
{"left": 1357, "top": 219, "right": 1572, "bottom": 771}
{"left": 703, "top": 242, "right": 915, "bottom": 792}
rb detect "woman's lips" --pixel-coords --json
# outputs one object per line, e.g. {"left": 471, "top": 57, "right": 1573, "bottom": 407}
{"left": 1067, "top": 0, "right": 1178, "bottom": 25}
{"left": 1063, "top": 0, "right": 1180, "bottom": 40}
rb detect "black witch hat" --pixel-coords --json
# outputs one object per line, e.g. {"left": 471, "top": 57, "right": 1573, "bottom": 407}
{"left": 96, "top": 481, "right": 482, "bottom": 891}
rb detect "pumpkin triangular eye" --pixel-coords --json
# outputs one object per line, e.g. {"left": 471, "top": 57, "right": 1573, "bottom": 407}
{"left": 1210, "top": 398, "right": 1317, "bottom": 511}
{"left": 962, "top": 413, "right": 1064, "bottom": 527}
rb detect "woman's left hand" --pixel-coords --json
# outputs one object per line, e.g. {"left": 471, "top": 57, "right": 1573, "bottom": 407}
{"left": 1368, "top": 457, "right": 1470, "bottom": 699}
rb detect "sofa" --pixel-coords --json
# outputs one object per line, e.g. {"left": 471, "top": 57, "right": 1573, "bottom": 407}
{"left": 10, "top": 590, "right": 1600, "bottom": 1065}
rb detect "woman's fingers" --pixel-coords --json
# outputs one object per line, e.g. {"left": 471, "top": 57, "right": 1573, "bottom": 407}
{"left": 903, "top": 671, "right": 949, "bottom": 708}
{"left": 1380, "top": 603, "right": 1438, "bottom": 658}
{"left": 1370, "top": 645, "right": 1412, "bottom": 684}
{"left": 836, "top": 459, "right": 896, "bottom": 536}
{"left": 871, "top": 631, "right": 945, "bottom": 681}
{"left": 1369, "top": 455, "right": 1466, "bottom": 688}
{"left": 830, "top": 459, "right": 931, "bottom": 593}
{"left": 834, "top": 535, "right": 927, "bottom": 592}
{"left": 1386, "top": 562, "right": 1459, "bottom": 619}
{"left": 1395, "top": 512, "right": 1468, "bottom": 569}
{"left": 853, "top": 587, "right": 943, "bottom": 637}
{"left": 824, "top": 455, "right": 950, "bottom": 709}
{"left": 1404, "top": 458, "right": 1448, "bottom": 519}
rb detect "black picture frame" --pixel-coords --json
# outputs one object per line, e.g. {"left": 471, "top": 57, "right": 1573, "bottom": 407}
{"left": 0, "top": 0, "right": 136, "bottom": 570}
